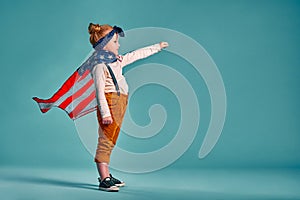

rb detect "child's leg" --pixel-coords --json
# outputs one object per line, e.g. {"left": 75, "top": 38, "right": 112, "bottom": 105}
{"left": 96, "top": 162, "right": 110, "bottom": 181}
{"left": 94, "top": 93, "right": 128, "bottom": 180}
{"left": 94, "top": 126, "right": 115, "bottom": 180}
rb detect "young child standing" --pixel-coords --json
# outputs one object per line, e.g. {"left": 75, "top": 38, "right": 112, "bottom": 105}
{"left": 88, "top": 23, "right": 168, "bottom": 192}
{"left": 33, "top": 23, "right": 168, "bottom": 192}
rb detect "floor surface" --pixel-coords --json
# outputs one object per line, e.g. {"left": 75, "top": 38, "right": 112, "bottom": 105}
{"left": 1, "top": 167, "right": 300, "bottom": 200}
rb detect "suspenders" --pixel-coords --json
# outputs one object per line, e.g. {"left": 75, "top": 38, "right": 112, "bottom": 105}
{"left": 105, "top": 63, "right": 120, "bottom": 96}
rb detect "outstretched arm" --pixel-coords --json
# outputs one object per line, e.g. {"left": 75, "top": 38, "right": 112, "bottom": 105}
{"left": 120, "top": 41, "right": 169, "bottom": 68}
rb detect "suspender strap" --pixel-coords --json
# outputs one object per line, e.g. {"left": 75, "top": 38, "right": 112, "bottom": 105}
{"left": 105, "top": 63, "right": 120, "bottom": 96}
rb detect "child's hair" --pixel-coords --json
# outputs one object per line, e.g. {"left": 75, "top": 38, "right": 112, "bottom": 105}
{"left": 88, "top": 23, "right": 113, "bottom": 46}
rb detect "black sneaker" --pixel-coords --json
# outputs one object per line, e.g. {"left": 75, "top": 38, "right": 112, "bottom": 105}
{"left": 110, "top": 174, "right": 125, "bottom": 187}
{"left": 98, "top": 177, "right": 119, "bottom": 192}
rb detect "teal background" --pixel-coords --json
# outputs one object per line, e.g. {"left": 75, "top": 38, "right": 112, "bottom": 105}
{"left": 0, "top": 0, "right": 300, "bottom": 199}
{"left": 1, "top": 0, "right": 299, "bottom": 169}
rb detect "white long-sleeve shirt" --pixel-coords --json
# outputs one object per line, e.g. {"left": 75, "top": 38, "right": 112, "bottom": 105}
{"left": 91, "top": 43, "right": 162, "bottom": 118}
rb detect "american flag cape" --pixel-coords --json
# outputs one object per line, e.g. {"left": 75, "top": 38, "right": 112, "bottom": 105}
{"left": 32, "top": 50, "right": 118, "bottom": 120}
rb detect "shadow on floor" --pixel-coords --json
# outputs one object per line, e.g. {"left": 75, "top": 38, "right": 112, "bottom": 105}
{"left": 1, "top": 173, "right": 99, "bottom": 191}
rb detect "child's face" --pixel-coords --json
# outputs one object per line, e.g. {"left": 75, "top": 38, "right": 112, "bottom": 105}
{"left": 103, "top": 33, "right": 120, "bottom": 56}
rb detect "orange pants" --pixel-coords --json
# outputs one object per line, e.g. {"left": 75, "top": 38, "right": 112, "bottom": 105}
{"left": 94, "top": 92, "right": 128, "bottom": 163}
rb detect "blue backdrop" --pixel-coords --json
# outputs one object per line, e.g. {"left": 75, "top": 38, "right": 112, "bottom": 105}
{"left": 0, "top": 0, "right": 299, "bottom": 170}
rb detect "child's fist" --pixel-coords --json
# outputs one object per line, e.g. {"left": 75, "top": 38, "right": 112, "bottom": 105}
{"left": 160, "top": 42, "right": 169, "bottom": 49}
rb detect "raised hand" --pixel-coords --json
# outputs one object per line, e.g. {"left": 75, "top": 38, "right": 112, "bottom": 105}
{"left": 160, "top": 41, "right": 169, "bottom": 49}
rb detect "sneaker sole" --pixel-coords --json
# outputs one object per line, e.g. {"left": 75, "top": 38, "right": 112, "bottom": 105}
{"left": 115, "top": 182, "right": 125, "bottom": 187}
{"left": 99, "top": 186, "right": 119, "bottom": 192}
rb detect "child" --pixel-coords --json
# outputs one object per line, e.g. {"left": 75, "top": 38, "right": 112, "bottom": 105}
{"left": 88, "top": 23, "right": 168, "bottom": 192}
{"left": 33, "top": 23, "right": 168, "bottom": 192}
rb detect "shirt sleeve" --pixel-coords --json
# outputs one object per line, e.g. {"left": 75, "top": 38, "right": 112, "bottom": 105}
{"left": 91, "top": 64, "right": 111, "bottom": 118}
{"left": 120, "top": 43, "right": 162, "bottom": 68}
